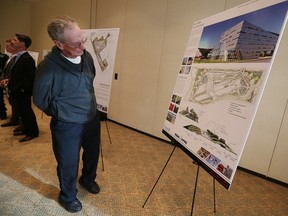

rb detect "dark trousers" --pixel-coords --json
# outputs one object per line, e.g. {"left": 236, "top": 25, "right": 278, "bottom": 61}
{"left": 0, "top": 88, "right": 7, "bottom": 116}
{"left": 50, "top": 115, "right": 101, "bottom": 202}
{"left": 8, "top": 92, "right": 21, "bottom": 123}
{"left": 14, "top": 92, "right": 38, "bottom": 136}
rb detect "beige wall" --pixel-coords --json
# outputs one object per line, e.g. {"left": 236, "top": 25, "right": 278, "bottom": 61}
{"left": 0, "top": 0, "right": 31, "bottom": 52}
{"left": 30, "top": 0, "right": 94, "bottom": 62}
{"left": 0, "top": 0, "right": 287, "bottom": 184}
{"left": 0, "top": 0, "right": 93, "bottom": 60}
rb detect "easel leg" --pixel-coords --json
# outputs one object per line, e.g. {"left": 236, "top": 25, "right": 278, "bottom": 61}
{"left": 142, "top": 145, "right": 176, "bottom": 208}
{"left": 190, "top": 164, "right": 200, "bottom": 216}
{"left": 105, "top": 120, "right": 112, "bottom": 144}
{"left": 100, "top": 141, "right": 104, "bottom": 171}
{"left": 190, "top": 164, "right": 217, "bottom": 215}
{"left": 213, "top": 178, "right": 216, "bottom": 213}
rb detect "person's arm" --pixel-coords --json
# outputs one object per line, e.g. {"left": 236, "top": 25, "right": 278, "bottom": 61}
{"left": 33, "top": 61, "right": 54, "bottom": 116}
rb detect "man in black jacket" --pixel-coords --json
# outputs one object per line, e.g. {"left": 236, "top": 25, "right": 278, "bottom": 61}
{"left": 0, "top": 34, "right": 39, "bottom": 142}
{"left": 0, "top": 50, "right": 8, "bottom": 119}
{"left": 0, "top": 39, "right": 20, "bottom": 123}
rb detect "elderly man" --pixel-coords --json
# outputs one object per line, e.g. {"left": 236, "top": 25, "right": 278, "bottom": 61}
{"left": 33, "top": 16, "right": 101, "bottom": 213}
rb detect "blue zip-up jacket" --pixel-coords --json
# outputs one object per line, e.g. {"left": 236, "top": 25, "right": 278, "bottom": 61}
{"left": 33, "top": 46, "right": 97, "bottom": 123}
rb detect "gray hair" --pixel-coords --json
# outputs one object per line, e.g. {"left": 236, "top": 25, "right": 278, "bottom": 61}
{"left": 47, "top": 15, "right": 78, "bottom": 42}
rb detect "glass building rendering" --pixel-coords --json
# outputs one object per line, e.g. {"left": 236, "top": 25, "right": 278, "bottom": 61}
{"left": 211, "top": 20, "right": 279, "bottom": 61}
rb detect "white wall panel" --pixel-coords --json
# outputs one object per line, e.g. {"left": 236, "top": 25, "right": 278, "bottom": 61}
{"left": 97, "top": 0, "right": 167, "bottom": 133}
{"left": 94, "top": 0, "right": 126, "bottom": 126}
{"left": 266, "top": 23, "right": 288, "bottom": 183}
{"left": 268, "top": 99, "right": 288, "bottom": 183}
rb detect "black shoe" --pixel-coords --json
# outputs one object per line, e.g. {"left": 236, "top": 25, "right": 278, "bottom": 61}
{"left": 19, "top": 135, "right": 38, "bottom": 142}
{"left": 58, "top": 197, "right": 82, "bottom": 213}
{"left": 13, "top": 125, "right": 24, "bottom": 133}
{"left": 1, "top": 121, "right": 20, "bottom": 127}
{"left": 79, "top": 178, "right": 100, "bottom": 194}
{"left": 13, "top": 131, "right": 25, "bottom": 136}
{"left": 0, "top": 114, "right": 7, "bottom": 120}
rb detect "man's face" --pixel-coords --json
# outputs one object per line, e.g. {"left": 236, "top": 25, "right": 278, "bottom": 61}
{"left": 57, "top": 25, "right": 86, "bottom": 58}
{"left": 5, "top": 41, "right": 16, "bottom": 54}
{"left": 11, "top": 36, "right": 25, "bottom": 52}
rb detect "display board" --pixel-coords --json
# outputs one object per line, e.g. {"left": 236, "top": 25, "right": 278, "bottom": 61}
{"left": 28, "top": 51, "right": 39, "bottom": 66}
{"left": 82, "top": 28, "right": 119, "bottom": 114}
{"left": 163, "top": 0, "right": 288, "bottom": 189}
{"left": 42, "top": 50, "right": 50, "bottom": 59}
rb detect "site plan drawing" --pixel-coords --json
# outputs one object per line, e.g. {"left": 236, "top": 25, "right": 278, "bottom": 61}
{"left": 83, "top": 28, "right": 119, "bottom": 114}
{"left": 186, "top": 67, "right": 263, "bottom": 105}
{"left": 91, "top": 33, "right": 111, "bottom": 72}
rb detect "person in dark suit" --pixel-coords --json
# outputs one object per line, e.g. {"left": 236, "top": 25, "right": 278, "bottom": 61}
{"left": 0, "top": 39, "right": 21, "bottom": 126}
{"left": 0, "top": 50, "right": 9, "bottom": 119}
{"left": 0, "top": 34, "right": 39, "bottom": 142}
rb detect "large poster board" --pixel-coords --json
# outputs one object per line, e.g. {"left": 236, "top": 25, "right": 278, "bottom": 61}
{"left": 163, "top": 0, "right": 288, "bottom": 189}
{"left": 28, "top": 51, "right": 39, "bottom": 66}
{"left": 82, "top": 28, "right": 119, "bottom": 114}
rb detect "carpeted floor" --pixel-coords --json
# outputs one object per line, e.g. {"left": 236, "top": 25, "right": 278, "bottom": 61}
{"left": 0, "top": 103, "right": 287, "bottom": 216}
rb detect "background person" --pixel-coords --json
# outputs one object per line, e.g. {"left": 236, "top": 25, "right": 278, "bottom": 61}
{"left": 0, "top": 34, "right": 39, "bottom": 142}
{"left": 0, "top": 48, "right": 9, "bottom": 119}
{"left": 0, "top": 40, "right": 21, "bottom": 124}
{"left": 33, "top": 16, "right": 101, "bottom": 213}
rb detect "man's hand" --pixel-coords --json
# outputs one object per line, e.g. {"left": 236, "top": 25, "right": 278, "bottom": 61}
{"left": 0, "top": 79, "right": 9, "bottom": 88}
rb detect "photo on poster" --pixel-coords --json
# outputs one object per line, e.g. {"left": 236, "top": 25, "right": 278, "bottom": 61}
{"left": 196, "top": 1, "right": 287, "bottom": 63}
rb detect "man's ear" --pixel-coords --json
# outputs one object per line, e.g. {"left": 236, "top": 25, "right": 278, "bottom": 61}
{"left": 54, "top": 40, "right": 64, "bottom": 50}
